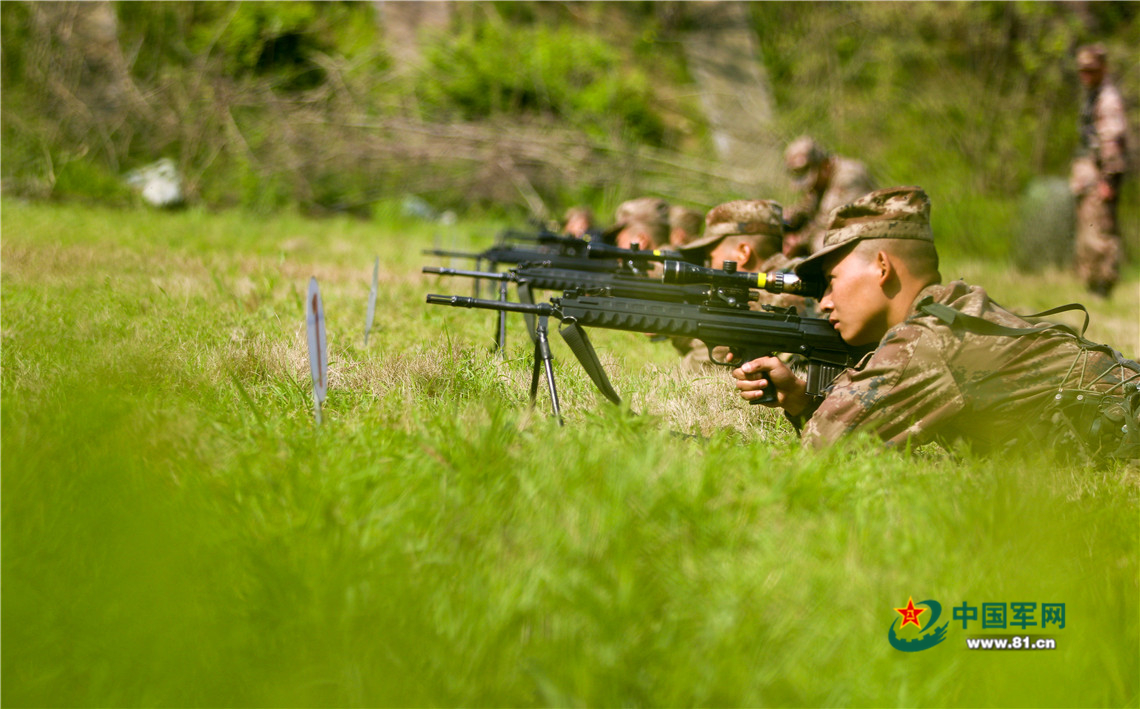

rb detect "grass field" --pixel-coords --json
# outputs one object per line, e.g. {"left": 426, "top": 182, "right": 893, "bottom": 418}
{"left": 2, "top": 199, "right": 1138, "bottom": 707}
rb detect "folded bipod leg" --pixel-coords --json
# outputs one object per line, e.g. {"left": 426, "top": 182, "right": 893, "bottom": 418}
{"left": 528, "top": 314, "right": 563, "bottom": 425}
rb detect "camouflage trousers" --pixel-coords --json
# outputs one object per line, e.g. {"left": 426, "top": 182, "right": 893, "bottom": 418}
{"left": 1073, "top": 173, "right": 1122, "bottom": 296}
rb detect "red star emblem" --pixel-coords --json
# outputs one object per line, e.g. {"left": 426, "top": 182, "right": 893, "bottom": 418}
{"left": 895, "top": 597, "right": 926, "bottom": 628}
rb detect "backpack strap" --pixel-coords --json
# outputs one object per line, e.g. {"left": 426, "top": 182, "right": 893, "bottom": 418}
{"left": 915, "top": 297, "right": 1090, "bottom": 339}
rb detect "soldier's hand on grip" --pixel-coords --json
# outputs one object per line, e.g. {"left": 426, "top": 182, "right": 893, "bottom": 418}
{"left": 731, "top": 356, "right": 811, "bottom": 416}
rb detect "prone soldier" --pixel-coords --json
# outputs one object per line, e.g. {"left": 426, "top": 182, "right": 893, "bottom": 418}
{"left": 672, "top": 199, "right": 812, "bottom": 371}
{"left": 733, "top": 186, "right": 1139, "bottom": 460}
{"left": 562, "top": 206, "right": 596, "bottom": 239}
{"left": 611, "top": 197, "right": 670, "bottom": 252}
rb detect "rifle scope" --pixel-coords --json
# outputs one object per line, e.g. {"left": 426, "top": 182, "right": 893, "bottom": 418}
{"left": 661, "top": 260, "right": 822, "bottom": 298}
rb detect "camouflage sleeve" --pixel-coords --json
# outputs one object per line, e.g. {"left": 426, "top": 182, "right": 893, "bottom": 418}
{"left": 1096, "top": 87, "right": 1130, "bottom": 176}
{"left": 801, "top": 323, "right": 966, "bottom": 448}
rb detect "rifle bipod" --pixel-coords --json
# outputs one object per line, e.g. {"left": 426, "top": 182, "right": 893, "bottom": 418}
{"left": 528, "top": 314, "right": 563, "bottom": 425}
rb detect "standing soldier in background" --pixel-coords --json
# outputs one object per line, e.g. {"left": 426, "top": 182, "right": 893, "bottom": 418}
{"left": 781, "top": 136, "right": 875, "bottom": 258}
{"left": 668, "top": 205, "right": 705, "bottom": 247}
{"left": 1070, "top": 43, "right": 1131, "bottom": 298}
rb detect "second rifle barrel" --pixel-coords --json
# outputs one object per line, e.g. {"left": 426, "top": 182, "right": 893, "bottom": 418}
{"left": 426, "top": 294, "right": 552, "bottom": 316}
{"left": 423, "top": 266, "right": 512, "bottom": 281}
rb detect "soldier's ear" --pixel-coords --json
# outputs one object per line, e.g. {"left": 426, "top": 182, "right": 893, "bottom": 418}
{"left": 875, "top": 250, "right": 894, "bottom": 285}
{"left": 737, "top": 242, "right": 754, "bottom": 268}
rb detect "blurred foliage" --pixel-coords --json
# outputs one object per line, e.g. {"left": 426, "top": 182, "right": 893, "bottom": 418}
{"left": 0, "top": 1, "right": 1137, "bottom": 259}
{"left": 753, "top": 2, "right": 1096, "bottom": 192}
{"left": 416, "top": 13, "right": 665, "bottom": 145}
{"left": 751, "top": 1, "right": 1139, "bottom": 260}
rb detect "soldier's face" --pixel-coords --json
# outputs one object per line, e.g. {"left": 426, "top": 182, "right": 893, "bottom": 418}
{"left": 709, "top": 239, "right": 748, "bottom": 271}
{"left": 617, "top": 227, "right": 654, "bottom": 251}
{"left": 1078, "top": 65, "right": 1104, "bottom": 89}
{"left": 565, "top": 215, "right": 591, "bottom": 237}
{"left": 818, "top": 248, "right": 891, "bottom": 346}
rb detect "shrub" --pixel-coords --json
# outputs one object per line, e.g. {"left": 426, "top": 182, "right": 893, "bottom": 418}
{"left": 417, "top": 17, "right": 665, "bottom": 146}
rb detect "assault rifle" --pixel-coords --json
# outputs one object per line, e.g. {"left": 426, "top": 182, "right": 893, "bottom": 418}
{"left": 421, "top": 246, "right": 621, "bottom": 301}
{"left": 423, "top": 260, "right": 820, "bottom": 352}
{"left": 422, "top": 237, "right": 707, "bottom": 283}
{"left": 423, "top": 242, "right": 703, "bottom": 273}
{"left": 425, "top": 281, "right": 863, "bottom": 423}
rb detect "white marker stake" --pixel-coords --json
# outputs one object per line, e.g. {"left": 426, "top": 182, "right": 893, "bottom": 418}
{"left": 364, "top": 256, "right": 379, "bottom": 346}
{"left": 305, "top": 277, "right": 328, "bottom": 424}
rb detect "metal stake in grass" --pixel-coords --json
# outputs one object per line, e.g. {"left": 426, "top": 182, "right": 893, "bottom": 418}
{"left": 364, "top": 256, "right": 379, "bottom": 346}
{"left": 306, "top": 277, "right": 328, "bottom": 424}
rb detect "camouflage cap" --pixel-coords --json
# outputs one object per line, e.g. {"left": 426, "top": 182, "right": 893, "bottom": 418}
{"left": 605, "top": 196, "right": 670, "bottom": 244}
{"left": 613, "top": 197, "right": 669, "bottom": 229}
{"left": 793, "top": 186, "right": 933, "bottom": 279}
{"left": 679, "top": 200, "right": 784, "bottom": 253}
{"left": 1076, "top": 43, "right": 1107, "bottom": 70}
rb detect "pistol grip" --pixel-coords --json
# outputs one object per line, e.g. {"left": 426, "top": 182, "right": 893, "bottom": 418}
{"left": 749, "top": 386, "right": 778, "bottom": 406}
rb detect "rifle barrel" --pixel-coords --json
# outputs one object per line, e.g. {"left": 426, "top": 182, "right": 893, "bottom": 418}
{"left": 422, "top": 266, "right": 513, "bottom": 281}
{"left": 426, "top": 294, "right": 553, "bottom": 316}
{"left": 422, "top": 248, "right": 479, "bottom": 259}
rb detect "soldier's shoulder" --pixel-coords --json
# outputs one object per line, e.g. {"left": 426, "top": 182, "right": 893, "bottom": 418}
{"left": 831, "top": 156, "right": 875, "bottom": 191}
{"left": 907, "top": 281, "right": 988, "bottom": 320}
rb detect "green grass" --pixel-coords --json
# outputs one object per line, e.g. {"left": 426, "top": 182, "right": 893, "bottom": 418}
{"left": 2, "top": 200, "right": 1138, "bottom": 707}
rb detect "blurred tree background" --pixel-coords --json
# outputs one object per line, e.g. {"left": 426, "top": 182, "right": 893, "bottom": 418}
{"left": 2, "top": 1, "right": 1137, "bottom": 261}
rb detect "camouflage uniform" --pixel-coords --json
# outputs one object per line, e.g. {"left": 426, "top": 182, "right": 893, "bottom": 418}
{"left": 1070, "top": 46, "right": 1130, "bottom": 296}
{"left": 794, "top": 281, "right": 1139, "bottom": 458}
{"left": 783, "top": 137, "right": 876, "bottom": 256}
{"left": 787, "top": 186, "right": 1139, "bottom": 459}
